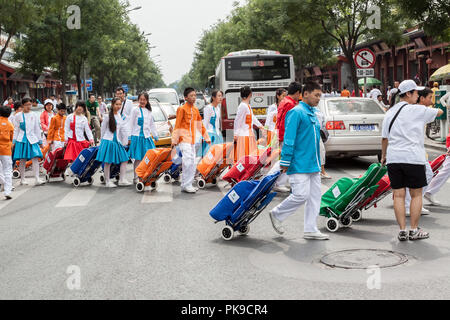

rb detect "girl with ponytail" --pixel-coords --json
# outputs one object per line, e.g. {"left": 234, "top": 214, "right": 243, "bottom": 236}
{"left": 96, "top": 98, "right": 131, "bottom": 188}
{"left": 127, "top": 92, "right": 159, "bottom": 183}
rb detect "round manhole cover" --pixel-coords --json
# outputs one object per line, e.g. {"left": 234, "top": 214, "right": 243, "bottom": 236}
{"left": 320, "top": 249, "right": 408, "bottom": 269}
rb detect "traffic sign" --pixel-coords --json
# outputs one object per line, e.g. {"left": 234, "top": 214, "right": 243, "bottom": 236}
{"left": 354, "top": 48, "right": 376, "bottom": 69}
{"left": 81, "top": 79, "right": 93, "bottom": 92}
{"left": 357, "top": 68, "right": 375, "bottom": 78}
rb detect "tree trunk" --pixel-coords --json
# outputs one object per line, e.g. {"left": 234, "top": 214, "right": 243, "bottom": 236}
{"left": 76, "top": 73, "right": 82, "bottom": 100}
{"left": 346, "top": 51, "right": 360, "bottom": 97}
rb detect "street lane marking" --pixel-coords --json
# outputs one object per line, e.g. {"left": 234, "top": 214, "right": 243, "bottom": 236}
{"left": 141, "top": 181, "right": 173, "bottom": 203}
{"left": 0, "top": 186, "right": 32, "bottom": 212}
{"left": 56, "top": 188, "right": 98, "bottom": 207}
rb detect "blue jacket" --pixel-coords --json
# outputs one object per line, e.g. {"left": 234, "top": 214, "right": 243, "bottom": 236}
{"left": 280, "top": 101, "right": 322, "bottom": 174}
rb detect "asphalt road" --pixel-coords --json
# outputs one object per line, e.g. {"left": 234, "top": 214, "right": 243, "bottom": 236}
{"left": 1, "top": 148, "right": 449, "bottom": 300}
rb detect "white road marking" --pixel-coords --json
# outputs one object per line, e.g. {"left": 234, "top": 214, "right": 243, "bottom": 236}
{"left": 141, "top": 181, "right": 173, "bottom": 203}
{"left": 56, "top": 187, "right": 98, "bottom": 208}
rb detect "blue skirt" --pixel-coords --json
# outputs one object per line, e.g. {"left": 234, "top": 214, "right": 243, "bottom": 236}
{"left": 96, "top": 139, "right": 129, "bottom": 164}
{"left": 128, "top": 135, "right": 156, "bottom": 161}
{"left": 200, "top": 131, "right": 224, "bottom": 157}
{"left": 13, "top": 140, "right": 43, "bottom": 161}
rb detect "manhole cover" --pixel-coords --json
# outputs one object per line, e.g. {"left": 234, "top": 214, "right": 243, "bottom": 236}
{"left": 320, "top": 249, "right": 408, "bottom": 269}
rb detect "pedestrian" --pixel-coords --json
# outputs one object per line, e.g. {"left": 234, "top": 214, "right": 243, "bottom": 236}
{"left": 316, "top": 107, "right": 331, "bottom": 179}
{"left": 171, "top": 87, "right": 210, "bottom": 194}
{"left": 341, "top": 86, "right": 350, "bottom": 98}
{"left": 269, "top": 81, "right": 329, "bottom": 240}
{"left": 388, "top": 81, "right": 400, "bottom": 105}
{"left": 9, "top": 101, "right": 23, "bottom": 127}
{"left": 3, "top": 97, "right": 14, "bottom": 108}
{"left": 202, "top": 89, "right": 224, "bottom": 155}
{"left": 234, "top": 86, "right": 265, "bottom": 163}
{"left": 0, "top": 106, "right": 14, "bottom": 199}
{"left": 404, "top": 88, "right": 435, "bottom": 215}
{"left": 115, "top": 87, "right": 134, "bottom": 138}
{"left": 40, "top": 99, "right": 55, "bottom": 146}
{"left": 63, "top": 101, "right": 94, "bottom": 163}
{"left": 47, "top": 103, "right": 67, "bottom": 152}
{"left": 50, "top": 94, "right": 58, "bottom": 109}
{"left": 12, "top": 98, "right": 45, "bottom": 186}
{"left": 128, "top": 92, "right": 159, "bottom": 184}
{"left": 96, "top": 98, "right": 131, "bottom": 188}
{"left": 381, "top": 80, "right": 444, "bottom": 241}
{"left": 265, "top": 88, "right": 286, "bottom": 146}
{"left": 272, "top": 82, "right": 302, "bottom": 193}
{"left": 86, "top": 94, "right": 101, "bottom": 145}
{"left": 97, "top": 96, "right": 108, "bottom": 122}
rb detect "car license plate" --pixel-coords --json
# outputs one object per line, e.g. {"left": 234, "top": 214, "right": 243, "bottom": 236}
{"left": 252, "top": 108, "right": 267, "bottom": 116}
{"left": 351, "top": 124, "right": 377, "bottom": 131}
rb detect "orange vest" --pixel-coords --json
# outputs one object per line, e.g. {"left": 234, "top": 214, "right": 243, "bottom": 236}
{"left": 172, "top": 103, "right": 210, "bottom": 145}
{"left": 0, "top": 117, "right": 14, "bottom": 156}
{"left": 47, "top": 114, "right": 66, "bottom": 142}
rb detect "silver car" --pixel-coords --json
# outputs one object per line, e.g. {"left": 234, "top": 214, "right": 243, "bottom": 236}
{"left": 318, "top": 97, "right": 386, "bottom": 160}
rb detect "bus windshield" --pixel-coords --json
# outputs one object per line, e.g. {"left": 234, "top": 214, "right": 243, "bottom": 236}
{"left": 225, "top": 56, "right": 290, "bottom": 81}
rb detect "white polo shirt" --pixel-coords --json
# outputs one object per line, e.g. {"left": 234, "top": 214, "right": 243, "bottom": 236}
{"left": 382, "top": 102, "right": 439, "bottom": 165}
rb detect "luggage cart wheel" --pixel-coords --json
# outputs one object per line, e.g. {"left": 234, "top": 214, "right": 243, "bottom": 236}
{"left": 87, "top": 177, "right": 94, "bottom": 185}
{"left": 352, "top": 210, "right": 362, "bottom": 222}
{"left": 73, "top": 177, "right": 81, "bottom": 188}
{"left": 341, "top": 216, "right": 353, "bottom": 228}
{"left": 197, "top": 178, "right": 206, "bottom": 189}
{"left": 12, "top": 170, "right": 20, "bottom": 179}
{"left": 238, "top": 225, "right": 250, "bottom": 236}
{"left": 221, "top": 226, "right": 234, "bottom": 241}
{"left": 150, "top": 181, "right": 157, "bottom": 190}
{"left": 136, "top": 182, "right": 145, "bottom": 193}
{"left": 326, "top": 218, "right": 340, "bottom": 233}
{"left": 211, "top": 178, "right": 218, "bottom": 186}
{"left": 100, "top": 175, "right": 105, "bottom": 184}
{"left": 45, "top": 174, "right": 50, "bottom": 183}
{"left": 163, "top": 174, "right": 172, "bottom": 183}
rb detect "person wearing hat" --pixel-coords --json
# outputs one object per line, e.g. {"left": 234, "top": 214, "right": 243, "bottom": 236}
{"left": 40, "top": 99, "right": 55, "bottom": 146}
{"left": 381, "top": 80, "right": 444, "bottom": 242}
{"left": 47, "top": 103, "right": 67, "bottom": 152}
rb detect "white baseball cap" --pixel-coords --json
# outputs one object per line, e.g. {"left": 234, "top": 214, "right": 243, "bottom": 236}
{"left": 398, "top": 80, "right": 425, "bottom": 94}
{"left": 44, "top": 99, "right": 54, "bottom": 107}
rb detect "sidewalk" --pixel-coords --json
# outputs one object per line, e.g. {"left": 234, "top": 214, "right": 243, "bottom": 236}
{"left": 425, "top": 137, "right": 447, "bottom": 152}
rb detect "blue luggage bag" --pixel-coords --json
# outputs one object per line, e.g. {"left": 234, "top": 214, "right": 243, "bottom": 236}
{"left": 210, "top": 172, "right": 280, "bottom": 240}
{"left": 70, "top": 147, "right": 102, "bottom": 187}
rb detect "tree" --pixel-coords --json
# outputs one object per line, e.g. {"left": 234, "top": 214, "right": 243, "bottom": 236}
{"left": 0, "top": 0, "right": 40, "bottom": 61}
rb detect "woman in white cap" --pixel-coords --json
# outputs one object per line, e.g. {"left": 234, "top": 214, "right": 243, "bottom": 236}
{"left": 40, "top": 99, "right": 55, "bottom": 146}
{"left": 381, "top": 80, "right": 444, "bottom": 242}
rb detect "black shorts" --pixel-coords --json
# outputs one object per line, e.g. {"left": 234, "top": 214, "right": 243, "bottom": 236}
{"left": 387, "top": 163, "right": 428, "bottom": 190}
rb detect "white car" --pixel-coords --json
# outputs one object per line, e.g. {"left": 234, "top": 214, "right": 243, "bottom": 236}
{"left": 148, "top": 88, "right": 181, "bottom": 110}
{"left": 318, "top": 97, "right": 386, "bottom": 161}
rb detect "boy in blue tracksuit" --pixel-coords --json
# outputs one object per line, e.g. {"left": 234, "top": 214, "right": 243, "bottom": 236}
{"left": 269, "top": 82, "right": 329, "bottom": 240}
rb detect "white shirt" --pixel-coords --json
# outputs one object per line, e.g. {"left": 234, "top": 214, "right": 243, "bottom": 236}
{"left": 203, "top": 104, "right": 221, "bottom": 135}
{"left": 234, "top": 102, "right": 263, "bottom": 137}
{"left": 370, "top": 89, "right": 382, "bottom": 100}
{"left": 128, "top": 107, "right": 159, "bottom": 140}
{"left": 119, "top": 99, "right": 135, "bottom": 137}
{"left": 101, "top": 113, "right": 129, "bottom": 145}
{"left": 265, "top": 104, "right": 278, "bottom": 132}
{"left": 440, "top": 92, "right": 450, "bottom": 108}
{"left": 382, "top": 102, "right": 439, "bottom": 165}
{"left": 64, "top": 114, "right": 94, "bottom": 142}
{"left": 13, "top": 112, "right": 42, "bottom": 144}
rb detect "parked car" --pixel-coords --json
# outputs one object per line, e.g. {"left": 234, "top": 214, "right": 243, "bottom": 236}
{"left": 159, "top": 102, "right": 177, "bottom": 129}
{"left": 195, "top": 92, "right": 207, "bottom": 115}
{"left": 148, "top": 88, "right": 181, "bottom": 110}
{"left": 318, "top": 97, "right": 386, "bottom": 161}
{"left": 141, "top": 99, "right": 172, "bottom": 147}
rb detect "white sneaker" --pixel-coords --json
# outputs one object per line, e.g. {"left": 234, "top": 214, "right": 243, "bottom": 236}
{"left": 269, "top": 210, "right": 285, "bottom": 235}
{"left": 424, "top": 193, "right": 441, "bottom": 206}
{"left": 273, "top": 186, "right": 291, "bottom": 193}
{"left": 105, "top": 182, "right": 117, "bottom": 188}
{"left": 118, "top": 180, "right": 132, "bottom": 187}
{"left": 304, "top": 231, "right": 330, "bottom": 240}
{"left": 182, "top": 186, "right": 197, "bottom": 193}
{"left": 35, "top": 179, "right": 45, "bottom": 186}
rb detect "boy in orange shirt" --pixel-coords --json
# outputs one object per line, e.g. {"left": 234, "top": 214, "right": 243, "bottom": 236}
{"left": 172, "top": 87, "right": 210, "bottom": 193}
{"left": 47, "top": 103, "right": 67, "bottom": 152}
{"left": 0, "top": 106, "right": 15, "bottom": 199}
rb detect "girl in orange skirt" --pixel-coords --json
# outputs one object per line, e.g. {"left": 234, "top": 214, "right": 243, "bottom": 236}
{"left": 64, "top": 101, "right": 94, "bottom": 162}
{"left": 233, "top": 86, "right": 265, "bottom": 163}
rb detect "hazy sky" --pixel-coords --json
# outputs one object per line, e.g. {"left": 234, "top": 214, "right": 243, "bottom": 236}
{"left": 128, "top": 0, "right": 245, "bottom": 85}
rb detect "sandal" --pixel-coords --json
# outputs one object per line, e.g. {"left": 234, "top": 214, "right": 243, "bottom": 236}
{"left": 409, "top": 228, "right": 429, "bottom": 241}
{"left": 398, "top": 230, "right": 408, "bottom": 241}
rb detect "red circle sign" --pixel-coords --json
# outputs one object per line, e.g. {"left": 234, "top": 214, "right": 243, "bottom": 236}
{"left": 354, "top": 48, "right": 376, "bottom": 69}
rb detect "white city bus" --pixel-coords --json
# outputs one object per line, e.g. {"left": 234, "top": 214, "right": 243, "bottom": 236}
{"left": 208, "top": 49, "right": 295, "bottom": 134}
